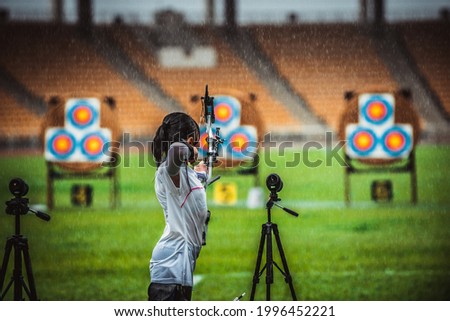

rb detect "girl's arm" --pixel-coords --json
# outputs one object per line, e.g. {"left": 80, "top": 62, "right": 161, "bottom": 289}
{"left": 166, "top": 142, "right": 191, "bottom": 176}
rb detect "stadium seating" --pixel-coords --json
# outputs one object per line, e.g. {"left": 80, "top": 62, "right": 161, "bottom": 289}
{"left": 106, "top": 24, "right": 300, "bottom": 132}
{"left": 0, "top": 23, "right": 167, "bottom": 140}
{"left": 249, "top": 23, "right": 398, "bottom": 131}
{"left": 394, "top": 21, "right": 450, "bottom": 117}
{"left": 0, "top": 87, "right": 42, "bottom": 139}
{"left": 0, "top": 21, "right": 448, "bottom": 147}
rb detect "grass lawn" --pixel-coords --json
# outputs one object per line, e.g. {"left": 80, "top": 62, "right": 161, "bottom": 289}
{"left": 0, "top": 145, "right": 449, "bottom": 300}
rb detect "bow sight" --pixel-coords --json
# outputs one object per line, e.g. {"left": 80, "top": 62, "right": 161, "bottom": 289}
{"left": 201, "top": 85, "right": 223, "bottom": 186}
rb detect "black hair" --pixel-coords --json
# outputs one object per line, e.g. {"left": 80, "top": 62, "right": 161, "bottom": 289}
{"left": 152, "top": 112, "right": 200, "bottom": 167}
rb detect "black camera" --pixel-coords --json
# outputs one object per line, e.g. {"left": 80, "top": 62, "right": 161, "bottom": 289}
{"left": 266, "top": 173, "right": 283, "bottom": 193}
{"left": 6, "top": 178, "right": 51, "bottom": 221}
{"left": 9, "top": 178, "right": 29, "bottom": 197}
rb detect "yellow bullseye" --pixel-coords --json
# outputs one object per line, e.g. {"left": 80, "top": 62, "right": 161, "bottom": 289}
{"left": 231, "top": 134, "right": 247, "bottom": 152}
{"left": 386, "top": 133, "right": 405, "bottom": 150}
{"left": 74, "top": 106, "right": 92, "bottom": 124}
{"left": 355, "top": 132, "right": 373, "bottom": 150}
{"left": 85, "top": 136, "right": 102, "bottom": 154}
{"left": 368, "top": 102, "right": 386, "bottom": 120}
{"left": 216, "top": 104, "right": 231, "bottom": 121}
{"left": 54, "top": 136, "right": 72, "bottom": 153}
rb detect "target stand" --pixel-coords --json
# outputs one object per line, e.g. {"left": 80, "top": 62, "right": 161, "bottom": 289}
{"left": 46, "top": 160, "right": 120, "bottom": 210}
{"left": 42, "top": 97, "right": 121, "bottom": 210}
{"left": 344, "top": 151, "right": 417, "bottom": 205}
{"left": 340, "top": 90, "right": 420, "bottom": 206}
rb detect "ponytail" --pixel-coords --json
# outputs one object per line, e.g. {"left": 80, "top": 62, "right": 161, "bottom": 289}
{"left": 152, "top": 123, "right": 168, "bottom": 168}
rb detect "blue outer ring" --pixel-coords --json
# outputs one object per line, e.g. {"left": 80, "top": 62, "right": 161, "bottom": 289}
{"left": 348, "top": 127, "right": 378, "bottom": 156}
{"left": 361, "top": 96, "right": 393, "bottom": 125}
{"left": 80, "top": 131, "right": 108, "bottom": 160}
{"left": 67, "top": 100, "right": 98, "bottom": 129}
{"left": 213, "top": 96, "right": 240, "bottom": 127}
{"left": 48, "top": 129, "right": 76, "bottom": 160}
{"left": 226, "top": 127, "right": 258, "bottom": 159}
{"left": 381, "top": 126, "right": 411, "bottom": 157}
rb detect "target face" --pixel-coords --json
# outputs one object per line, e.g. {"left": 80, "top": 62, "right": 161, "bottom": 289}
{"left": 46, "top": 129, "right": 76, "bottom": 160}
{"left": 66, "top": 98, "right": 100, "bottom": 130}
{"left": 225, "top": 126, "right": 258, "bottom": 160}
{"left": 381, "top": 126, "right": 412, "bottom": 157}
{"left": 45, "top": 97, "right": 115, "bottom": 164}
{"left": 359, "top": 94, "right": 394, "bottom": 127}
{"left": 213, "top": 96, "right": 241, "bottom": 130}
{"left": 45, "top": 125, "right": 112, "bottom": 162}
{"left": 346, "top": 124, "right": 413, "bottom": 159}
{"left": 71, "top": 105, "right": 94, "bottom": 127}
{"left": 347, "top": 127, "right": 377, "bottom": 156}
{"left": 81, "top": 132, "right": 108, "bottom": 160}
{"left": 346, "top": 93, "right": 414, "bottom": 159}
{"left": 229, "top": 133, "right": 248, "bottom": 153}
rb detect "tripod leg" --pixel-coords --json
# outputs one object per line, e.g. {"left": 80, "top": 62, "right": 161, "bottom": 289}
{"left": 13, "top": 238, "right": 23, "bottom": 300}
{"left": 272, "top": 224, "right": 297, "bottom": 301}
{"left": 47, "top": 162, "right": 54, "bottom": 210}
{"left": 0, "top": 238, "right": 14, "bottom": 299}
{"left": 265, "top": 223, "right": 273, "bottom": 301}
{"left": 21, "top": 238, "right": 38, "bottom": 300}
{"left": 410, "top": 150, "right": 418, "bottom": 204}
{"left": 250, "top": 224, "right": 267, "bottom": 301}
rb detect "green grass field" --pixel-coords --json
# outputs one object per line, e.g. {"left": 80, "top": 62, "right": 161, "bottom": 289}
{"left": 0, "top": 145, "right": 449, "bottom": 301}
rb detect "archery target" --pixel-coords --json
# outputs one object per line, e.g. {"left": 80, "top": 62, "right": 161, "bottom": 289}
{"left": 225, "top": 126, "right": 258, "bottom": 161}
{"left": 342, "top": 91, "right": 416, "bottom": 160}
{"left": 65, "top": 98, "right": 100, "bottom": 131}
{"left": 346, "top": 124, "right": 413, "bottom": 159}
{"left": 45, "top": 128, "right": 76, "bottom": 161}
{"left": 80, "top": 129, "right": 112, "bottom": 161}
{"left": 346, "top": 125, "right": 378, "bottom": 158}
{"left": 359, "top": 94, "right": 394, "bottom": 128}
{"left": 213, "top": 95, "right": 241, "bottom": 132}
{"left": 43, "top": 96, "right": 118, "bottom": 167}
{"left": 381, "top": 125, "right": 413, "bottom": 158}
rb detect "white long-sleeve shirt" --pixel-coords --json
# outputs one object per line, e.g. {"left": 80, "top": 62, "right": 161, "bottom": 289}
{"left": 150, "top": 143, "right": 208, "bottom": 286}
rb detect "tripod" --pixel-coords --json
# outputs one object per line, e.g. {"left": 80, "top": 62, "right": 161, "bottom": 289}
{"left": 0, "top": 178, "right": 50, "bottom": 301}
{"left": 250, "top": 190, "right": 299, "bottom": 301}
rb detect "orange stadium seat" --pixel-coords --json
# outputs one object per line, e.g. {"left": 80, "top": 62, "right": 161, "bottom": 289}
{"left": 395, "top": 21, "right": 450, "bottom": 117}
{"left": 1, "top": 21, "right": 448, "bottom": 146}
{"left": 0, "top": 87, "right": 42, "bottom": 139}
{"left": 249, "top": 23, "right": 398, "bottom": 131}
{"left": 0, "top": 23, "right": 167, "bottom": 140}
{"left": 107, "top": 24, "right": 300, "bottom": 133}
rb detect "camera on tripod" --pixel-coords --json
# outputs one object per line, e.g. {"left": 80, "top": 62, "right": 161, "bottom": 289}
{"left": 1, "top": 178, "right": 50, "bottom": 301}
{"left": 5, "top": 178, "right": 50, "bottom": 221}
{"left": 250, "top": 173, "right": 299, "bottom": 301}
{"left": 6, "top": 178, "right": 31, "bottom": 216}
